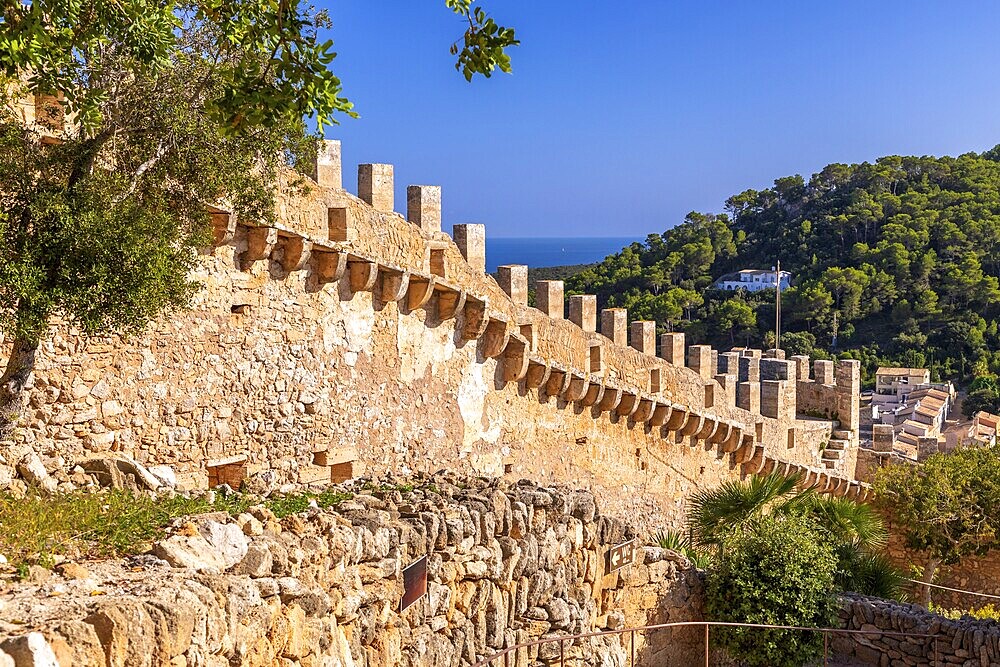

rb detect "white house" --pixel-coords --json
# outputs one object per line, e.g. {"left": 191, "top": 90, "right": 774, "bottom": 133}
{"left": 714, "top": 269, "right": 792, "bottom": 293}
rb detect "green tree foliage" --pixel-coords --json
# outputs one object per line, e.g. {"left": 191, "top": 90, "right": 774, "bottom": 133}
{"left": 566, "top": 151, "right": 1000, "bottom": 387}
{"left": 0, "top": 1, "right": 517, "bottom": 437}
{"left": 872, "top": 446, "right": 1000, "bottom": 605}
{"left": 705, "top": 514, "right": 838, "bottom": 667}
{"left": 689, "top": 472, "right": 904, "bottom": 599}
{"left": 962, "top": 375, "right": 1000, "bottom": 418}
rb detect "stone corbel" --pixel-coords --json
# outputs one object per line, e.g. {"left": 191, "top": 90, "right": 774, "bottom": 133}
{"left": 437, "top": 286, "right": 467, "bottom": 321}
{"left": 313, "top": 249, "right": 347, "bottom": 283}
{"left": 616, "top": 391, "right": 641, "bottom": 418}
{"left": 564, "top": 373, "right": 590, "bottom": 403}
{"left": 709, "top": 422, "right": 731, "bottom": 445}
{"left": 348, "top": 260, "right": 378, "bottom": 292}
{"left": 212, "top": 211, "right": 237, "bottom": 245}
{"left": 545, "top": 368, "right": 572, "bottom": 398}
{"left": 741, "top": 445, "right": 766, "bottom": 475}
{"left": 406, "top": 275, "right": 436, "bottom": 310}
{"left": 479, "top": 318, "right": 510, "bottom": 359}
{"left": 501, "top": 334, "right": 530, "bottom": 382}
{"left": 379, "top": 268, "right": 410, "bottom": 303}
{"left": 664, "top": 408, "right": 688, "bottom": 432}
{"left": 524, "top": 359, "right": 552, "bottom": 390}
{"left": 734, "top": 438, "right": 756, "bottom": 464}
{"left": 279, "top": 234, "right": 313, "bottom": 273}
{"left": 696, "top": 417, "right": 719, "bottom": 442}
{"left": 631, "top": 399, "right": 655, "bottom": 424}
{"left": 679, "top": 412, "right": 705, "bottom": 437}
{"left": 460, "top": 298, "right": 490, "bottom": 341}
{"left": 240, "top": 226, "right": 277, "bottom": 270}
{"left": 579, "top": 382, "right": 605, "bottom": 408}
{"left": 597, "top": 386, "right": 623, "bottom": 413}
{"left": 650, "top": 402, "right": 672, "bottom": 427}
{"left": 720, "top": 427, "right": 742, "bottom": 453}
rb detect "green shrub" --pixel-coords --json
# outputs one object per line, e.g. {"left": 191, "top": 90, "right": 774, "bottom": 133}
{"left": 651, "top": 528, "right": 712, "bottom": 569}
{"left": 706, "top": 515, "right": 838, "bottom": 667}
{"left": 929, "top": 602, "right": 1000, "bottom": 621}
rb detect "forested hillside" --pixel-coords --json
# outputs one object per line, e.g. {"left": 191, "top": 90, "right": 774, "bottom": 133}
{"left": 566, "top": 149, "right": 1000, "bottom": 401}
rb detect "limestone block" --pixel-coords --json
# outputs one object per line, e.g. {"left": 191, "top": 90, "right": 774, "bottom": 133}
{"left": 761, "top": 380, "right": 795, "bottom": 421}
{"left": 738, "top": 355, "right": 760, "bottom": 383}
{"left": 497, "top": 265, "right": 528, "bottom": 306}
{"left": 660, "top": 333, "right": 685, "bottom": 366}
{"left": 630, "top": 321, "right": 656, "bottom": 356}
{"left": 688, "top": 345, "right": 714, "bottom": 381}
{"left": 872, "top": 424, "right": 895, "bottom": 453}
{"left": 737, "top": 381, "right": 760, "bottom": 415}
{"left": 714, "top": 374, "right": 737, "bottom": 406}
{"left": 407, "top": 185, "right": 442, "bottom": 233}
{"left": 569, "top": 295, "right": 597, "bottom": 332}
{"left": 331, "top": 460, "right": 363, "bottom": 483}
{"left": 198, "top": 520, "right": 250, "bottom": 569}
{"left": 790, "top": 354, "right": 810, "bottom": 381}
{"left": 719, "top": 351, "right": 741, "bottom": 375}
{"left": 760, "top": 358, "right": 796, "bottom": 382}
{"left": 453, "top": 224, "right": 486, "bottom": 273}
{"left": 600, "top": 309, "right": 627, "bottom": 346}
{"left": 358, "top": 163, "right": 394, "bottom": 212}
{"left": 310, "top": 139, "right": 342, "bottom": 189}
{"left": 0, "top": 633, "right": 59, "bottom": 667}
{"left": 814, "top": 360, "right": 835, "bottom": 385}
{"left": 536, "top": 281, "right": 564, "bottom": 319}
{"left": 153, "top": 534, "right": 227, "bottom": 571}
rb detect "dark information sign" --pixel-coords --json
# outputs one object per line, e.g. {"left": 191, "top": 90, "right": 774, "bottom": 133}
{"left": 400, "top": 555, "right": 428, "bottom": 612}
{"left": 606, "top": 539, "right": 637, "bottom": 573}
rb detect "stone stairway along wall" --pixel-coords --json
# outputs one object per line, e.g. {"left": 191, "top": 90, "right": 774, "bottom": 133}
{"left": 0, "top": 141, "right": 868, "bottom": 526}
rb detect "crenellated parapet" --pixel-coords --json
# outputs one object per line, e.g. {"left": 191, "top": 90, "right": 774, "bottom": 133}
{"left": 198, "top": 139, "right": 866, "bottom": 497}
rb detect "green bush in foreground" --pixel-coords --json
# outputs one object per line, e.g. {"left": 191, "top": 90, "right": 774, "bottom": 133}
{"left": 706, "top": 515, "right": 838, "bottom": 667}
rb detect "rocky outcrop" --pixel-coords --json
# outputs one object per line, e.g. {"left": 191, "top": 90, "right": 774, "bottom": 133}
{"left": 0, "top": 474, "right": 705, "bottom": 666}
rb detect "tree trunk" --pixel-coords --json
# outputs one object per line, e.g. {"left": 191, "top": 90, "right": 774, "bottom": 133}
{"left": 0, "top": 335, "right": 39, "bottom": 441}
{"left": 920, "top": 556, "right": 942, "bottom": 608}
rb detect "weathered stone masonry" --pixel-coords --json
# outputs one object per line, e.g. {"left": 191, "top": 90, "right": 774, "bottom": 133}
{"left": 0, "top": 139, "right": 868, "bottom": 527}
{"left": 0, "top": 477, "right": 706, "bottom": 667}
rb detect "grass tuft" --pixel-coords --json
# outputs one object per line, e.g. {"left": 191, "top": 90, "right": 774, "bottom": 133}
{"left": 0, "top": 486, "right": 352, "bottom": 571}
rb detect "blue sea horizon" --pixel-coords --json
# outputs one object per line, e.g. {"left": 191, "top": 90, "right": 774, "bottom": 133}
{"left": 485, "top": 236, "right": 638, "bottom": 273}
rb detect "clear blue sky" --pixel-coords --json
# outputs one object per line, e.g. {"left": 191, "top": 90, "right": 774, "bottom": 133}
{"left": 318, "top": 1, "right": 1000, "bottom": 238}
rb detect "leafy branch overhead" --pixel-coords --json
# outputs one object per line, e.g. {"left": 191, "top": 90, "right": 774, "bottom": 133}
{"left": 0, "top": 1, "right": 519, "bottom": 438}
{"left": 1, "top": 1, "right": 519, "bottom": 134}
{"left": 446, "top": 0, "right": 519, "bottom": 81}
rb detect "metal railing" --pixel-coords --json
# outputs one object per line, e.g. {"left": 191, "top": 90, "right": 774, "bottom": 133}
{"left": 471, "top": 620, "right": 940, "bottom": 667}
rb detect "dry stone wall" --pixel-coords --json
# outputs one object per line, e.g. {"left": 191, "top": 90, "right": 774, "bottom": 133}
{"left": 0, "top": 475, "right": 706, "bottom": 667}
{"left": 0, "top": 141, "right": 868, "bottom": 528}
{"left": 834, "top": 594, "right": 1000, "bottom": 666}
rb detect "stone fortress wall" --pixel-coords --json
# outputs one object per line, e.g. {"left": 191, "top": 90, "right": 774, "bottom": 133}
{"left": 0, "top": 137, "right": 868, "bottom": 526}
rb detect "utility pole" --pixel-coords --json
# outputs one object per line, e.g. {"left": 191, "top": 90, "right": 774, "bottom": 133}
{"left": 775, "top": 261, "right": 781, "bottom": 350}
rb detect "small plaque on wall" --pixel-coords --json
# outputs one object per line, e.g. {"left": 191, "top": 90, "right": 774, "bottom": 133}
{"left": 606, "top": 539, "right": 637, "bottom": 573}
{"left": 400, "top": 555, "right": 428, "bottom": 612}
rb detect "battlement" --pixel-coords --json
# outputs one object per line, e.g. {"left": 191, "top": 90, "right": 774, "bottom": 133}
{"left": 0, "top": 138, "right": 869, "bottom": 517}
{"left": 205, "top": 139, "right": 865, "bottom": 497}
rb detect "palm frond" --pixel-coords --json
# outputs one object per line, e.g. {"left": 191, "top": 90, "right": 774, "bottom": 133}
{"left": 809, "top": 495, "right": 887, "bottom": 550}
{"left": 688, "top": 471, "right": 804, "bottom": 547}
{"left": 837, "top": 548, "right": 908, "bottom": 600}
